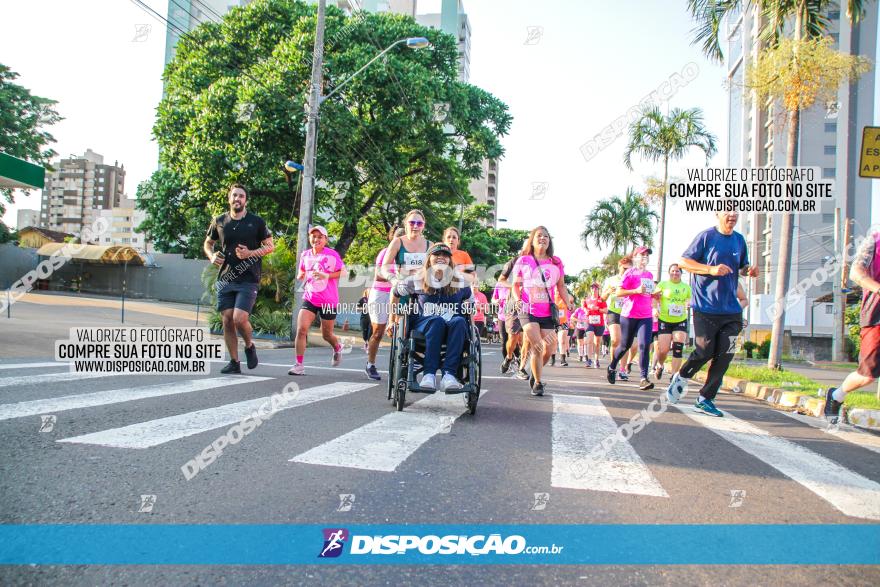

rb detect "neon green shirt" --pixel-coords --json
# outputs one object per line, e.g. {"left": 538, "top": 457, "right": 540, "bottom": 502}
{"left": 656, "top": 280, "right": 691, "bottom": 323}
{"left": 603, "top": 275, "right": 624, "bottom": 314}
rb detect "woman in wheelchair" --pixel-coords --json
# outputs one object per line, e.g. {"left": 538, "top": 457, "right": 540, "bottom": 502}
{"left": 393, "top": 242, "right": 474, "bottom": 392}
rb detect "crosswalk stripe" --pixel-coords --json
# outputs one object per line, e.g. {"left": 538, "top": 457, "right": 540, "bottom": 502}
{"left": 777, "top": 410, "right": 880, "bottom": 457}
{"left": 290, "top": 390, "right": 484, "bottom": 472}
{"left": 0, "top": 362, "right": 66, "bottom": 370}
{"left": 674, "top": 404, "right": 880, "bottom": 520}
{"left": 0, "top": 376, "right": 273, "bottom": 421}
{"left": 551, "top": 394, "right": 668, "bottom": 497}
{"left": 0, "top": 371, "right": 116, "bottom": 389}
{"left": 57, "top": 382, "right": 376, "bottom": 449}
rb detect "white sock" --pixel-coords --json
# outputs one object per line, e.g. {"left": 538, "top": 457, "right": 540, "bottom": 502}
{"left": 832, "top": 388, "right": 847, "bottom": 403}
{"left": 699, "top": 395, "right": 707, "bottom": 403}
{"left": 366, "top": 362, "right": 374, "bottom": 368}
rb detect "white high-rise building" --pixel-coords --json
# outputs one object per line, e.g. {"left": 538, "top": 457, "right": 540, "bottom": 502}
{"left": 40, "top": 149, "right": 126, "bottom": 236}
{"left": 725, "top": 5, "right": 878, "bottom": 353}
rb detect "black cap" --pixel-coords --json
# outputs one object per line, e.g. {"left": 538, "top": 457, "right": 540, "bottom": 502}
{"left": 426, "top": 243, "right": 453, "bottom": 257}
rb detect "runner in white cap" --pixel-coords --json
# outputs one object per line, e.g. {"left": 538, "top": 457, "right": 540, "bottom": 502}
{"left": 288, "top": 225, "right": 345, "bottom": 376}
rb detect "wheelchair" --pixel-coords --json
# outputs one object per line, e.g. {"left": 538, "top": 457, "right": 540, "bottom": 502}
{"left": 385, "top": 299, "right": 482, "bottom": 414}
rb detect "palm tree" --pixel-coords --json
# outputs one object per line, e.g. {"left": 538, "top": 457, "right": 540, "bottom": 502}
{"left": 624, "top": 105, "right": 717, "bottom": 278}
{"left": 572, "top": 266, "right": 612, "bottom": 301}
{"left": 581, "top": 187, "right": 659, "bottom": 257}
{"left": 687, "top": 0, "right": 874, "bottom": 368}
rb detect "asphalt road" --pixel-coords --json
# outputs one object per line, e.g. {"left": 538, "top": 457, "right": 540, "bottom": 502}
{"left": 1, "top": 313, "right": 879, "bottom": 585}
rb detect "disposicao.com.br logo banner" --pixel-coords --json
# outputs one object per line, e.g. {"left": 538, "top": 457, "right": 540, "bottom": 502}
{"left": 1, "top": 525, "right": 879, "bottom": 565}
{"left": 318, "top": 528, "right": 559, "bottom": 559}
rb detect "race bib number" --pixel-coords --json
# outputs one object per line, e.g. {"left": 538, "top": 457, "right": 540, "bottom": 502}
{"left": 403, "top": 252, "right": 425, "bottom": 268}
{"left": 641, "top": 278, "right": 655, "bottom": 293}
{"left": 612, "top": 298, "right": 623, "bottom": 312}
{"left": 668, "top": 303, "right": 684, "bottom": 317}
{"left": 588, "top": 315, "right": 601, "bottom": 325}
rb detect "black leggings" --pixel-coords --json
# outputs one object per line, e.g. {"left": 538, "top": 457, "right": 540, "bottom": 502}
{"left": 679, "top": 311, "right": 742, "bottom": 401}
{"left": 609, "top": 316, "right": 653, "bottom": 379}
{"left": 500, "top": 320, "right": 509, "bottom": 357}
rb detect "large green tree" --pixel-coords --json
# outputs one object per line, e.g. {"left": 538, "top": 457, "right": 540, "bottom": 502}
{"left": 624, "top": 105, "right": 716, "bottom": 278}
{"left": 0, "top": 63, "right": 62, "bottom": 217}
{"left": 687, "top": 0, "right": 873, "bottom": 368}
{"left": 141, "top": 0, "right": 511, "bottom": 259}
{"left": 581, "top": 188, "right": 658, "bottom": 257}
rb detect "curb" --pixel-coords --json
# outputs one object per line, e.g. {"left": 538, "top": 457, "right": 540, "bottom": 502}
{"left": 691, "top": 371, "right": 880, "bottom": 432}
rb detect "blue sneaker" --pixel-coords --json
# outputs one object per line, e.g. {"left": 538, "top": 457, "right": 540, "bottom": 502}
{"left": 694, "top": 398, "right": 723, "bottom": 417}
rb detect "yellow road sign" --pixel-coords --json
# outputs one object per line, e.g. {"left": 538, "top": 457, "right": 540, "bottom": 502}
{"left": 860, "top": 126, "right": 880, "bottom": 178}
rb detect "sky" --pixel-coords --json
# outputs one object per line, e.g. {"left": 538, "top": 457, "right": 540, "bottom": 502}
{"left": 2, "top": 0, "right": 878, "bottom": 274}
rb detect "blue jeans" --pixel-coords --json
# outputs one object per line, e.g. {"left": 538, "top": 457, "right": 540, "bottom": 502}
{"left": 412, "top": 315, "right": 468, "bottom": 375}
{"left": 609, "top": 316, "right": 653, "bottom": 379}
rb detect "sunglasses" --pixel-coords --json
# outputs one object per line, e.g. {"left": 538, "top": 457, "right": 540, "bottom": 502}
{"left": 408, "top": 220, "right": 425, "bottom": 227}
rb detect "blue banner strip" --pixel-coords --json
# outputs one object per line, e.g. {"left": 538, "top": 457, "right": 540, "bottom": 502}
{"left": 0, "top": 525, "right": 877, "bottom": 565}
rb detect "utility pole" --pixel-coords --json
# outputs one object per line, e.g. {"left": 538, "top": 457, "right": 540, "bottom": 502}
{"left": 840, "top": 218, "right": 853, "bottom": 357}
{"left": 292, "top": 0, "right": 326, "bottom": 338}
{"left": 832, "top": 208, "right": 845, "bottom": 361}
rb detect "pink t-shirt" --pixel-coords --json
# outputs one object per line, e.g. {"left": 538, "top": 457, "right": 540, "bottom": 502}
{"left": 492, "top": 283, "right": 509, "bottom": 320}
{"left": 473, "top": 291, "right": 488, "bottom": 322}
{"left": 571, "top": 307, "right": 588, "bottom": 329}
{"left": 619, "top": 267, "right": 654, "bottom": 319}
{"left": 513, "top": 255, "right": 565, "bottom": 318}
{"left": 371, "top": 248, "right": 394, "bottom": 292}
{"left": 299, "top": 247, "right": 345, "bottom": 306}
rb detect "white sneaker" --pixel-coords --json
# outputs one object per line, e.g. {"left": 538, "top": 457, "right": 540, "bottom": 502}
{"left": 440, "top": 373, "right": 463, "bottom": 392}
{"left": 666, "top": 372, "right": 688, "bottom": 404}
{"left": 420, "top": 373, "right": 437, "bottom": 390}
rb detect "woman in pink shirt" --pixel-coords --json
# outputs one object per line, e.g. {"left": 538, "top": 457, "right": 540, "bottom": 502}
{"left": 607, "top": 245, "right": 656, "bottom": 390}
{"left": 510, "top": 226, "right": 572, "bottom": 396}
{"left": 289, "top": 225, "right": 345, "bottom": 376}
{"left": 473, "top": 285, "right": 489, "bottom": 339}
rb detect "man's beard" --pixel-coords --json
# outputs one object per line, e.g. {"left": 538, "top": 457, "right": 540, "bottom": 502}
{"left": 232, "top": 202, "right": 244, "bottom": 212}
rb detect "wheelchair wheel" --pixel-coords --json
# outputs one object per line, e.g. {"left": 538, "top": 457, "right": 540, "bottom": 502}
{"left": 395, "top": 379, "right": 407, "bottom": 411}
{"left": 386, "top": 323, "right": 398, "bottom": 401}
{"left": 466, "top": 328, "right": 482, "bottom": 415}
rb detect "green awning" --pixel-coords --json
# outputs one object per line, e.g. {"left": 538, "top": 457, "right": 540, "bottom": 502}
{"left": 0, "top": 152, "right": 45, "bottom": 189}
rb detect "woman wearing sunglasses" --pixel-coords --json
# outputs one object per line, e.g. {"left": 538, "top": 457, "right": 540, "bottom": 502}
{"left": 381, "top": 209, "right": 431, "bottom": 288}
{"left": 381, "top": 210, "right": 432, "bottom": 327}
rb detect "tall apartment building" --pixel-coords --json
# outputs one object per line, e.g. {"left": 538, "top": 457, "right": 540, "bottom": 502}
{"left": 725, "top": 5, "right": 877, "bottom": 347}
{"left": 40, "top": 149, "right": 126, "bottom": 236}
{"left": 415, "top": 2, "right": 499, "bottom": 227}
